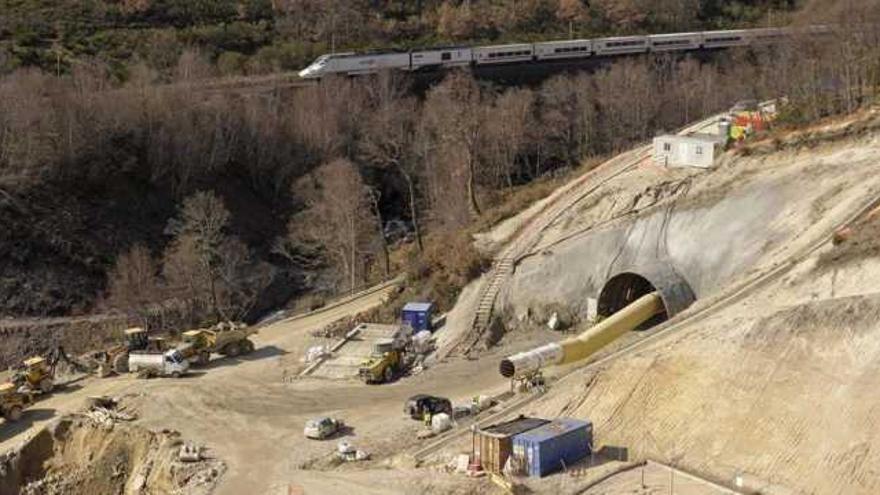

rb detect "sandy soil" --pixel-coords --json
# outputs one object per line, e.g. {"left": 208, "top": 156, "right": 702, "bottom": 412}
{"left": 509, "top": 128, "right": 880, "bottom": 493}
{"left": 0, "top": 279, "right": 560, "bottom": 494}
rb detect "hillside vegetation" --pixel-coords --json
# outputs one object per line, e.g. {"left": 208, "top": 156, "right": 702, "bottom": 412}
{"left": 0, "top": 0, "right": 878, "bottom": 329}
{"left": 1, "top": 1, "right": 796, "bottom": 80}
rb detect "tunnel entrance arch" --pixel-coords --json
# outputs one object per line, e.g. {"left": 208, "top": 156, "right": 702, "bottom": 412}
{"left": 597, "top": 268, "right": 696, "bottom": 330}
{"left": 597, "top": 272, "right": 667, "bottom": 329}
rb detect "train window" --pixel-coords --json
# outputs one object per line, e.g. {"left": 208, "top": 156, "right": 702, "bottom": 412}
{"left": 696, "top": 146, "right": 703, "bottom": 155}
{"left": 442, "top": 52, "right": 451, "bottom": 61}
{"left": 663, "top": 143, "right": 672, "bottom": 152}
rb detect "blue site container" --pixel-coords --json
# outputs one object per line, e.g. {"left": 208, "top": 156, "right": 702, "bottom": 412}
{"left": 401, "top": 302, "right": 434, "bottom": 332}
{"left": 512, "top": 418, "right": 592, "bottom": 477}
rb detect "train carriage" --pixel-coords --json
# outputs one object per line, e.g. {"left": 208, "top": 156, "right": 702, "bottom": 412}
{"left": 593, "top": 36, "right": 649, "bottom": 55}
{"left": 648, "top": 32, "right": 703, "bottom": 52}
{"left": 411, "top": 47, "right": 472, "bottom": 70}
{"left": 534, "top": 39, "right": 593, "bottom": 61}
{"left": 701, "top": 30, "right": 751, "bottom": 48}
{"left": 473, "top": 44, "right": 534, "bottom": 65}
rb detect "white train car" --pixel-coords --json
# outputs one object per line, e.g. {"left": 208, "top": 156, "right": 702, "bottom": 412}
{"left": 534, "top": 39, "right": 593, "bottom": 60}
{"left": 411, "top": 47, "right": 472, "bottom": 70}
{"left": 701, "top": 30, "right": 750, "bottom": 48}
{"left": 648, "top": 32, "right": 702, "bottom": 52}
{"left": 593, "top": 35, "right": 649, "bottom": 55}
{"left": 337, "top": 52, "right": 411, "bottom": 75}
{"left": 473, "top": 43, "right": 534, "bottom": 65}
{"left": 298, "top": 52, "right": 410, "bottom": 78}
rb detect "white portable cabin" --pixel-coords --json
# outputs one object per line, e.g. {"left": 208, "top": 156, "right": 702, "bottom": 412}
{"left": 410, "top": 47, "right": 472, "bottom": 69}
{"left": 533, "top": 39, "right": 593, "bottom": 60}
{"left": 593, "top": 36, "right": 649, "bottom": 55}
{"left": 473, "top": 43, "right": 534, "bottom": 64}
{"left": 701, "top": 30, "right": 750, "bottom": 48}
{"left": 648, "top": 32, "right": 702, "bottom": 52}
{"left": 653, "top": 134, "right": 726, "bottom": 169}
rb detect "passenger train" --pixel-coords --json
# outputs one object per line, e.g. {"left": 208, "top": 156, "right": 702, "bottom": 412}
{"left": 298, "top": 27, "right": 821, "bottom": 79}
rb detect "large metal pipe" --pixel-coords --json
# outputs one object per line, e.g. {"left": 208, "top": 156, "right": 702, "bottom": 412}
{"left": 499, "top": 292, "right": 664, "bottom": 378}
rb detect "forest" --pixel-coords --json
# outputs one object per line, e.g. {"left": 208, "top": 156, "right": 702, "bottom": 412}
{"left": 0, "top": 0, "right": 878, "bottom": 328}
{"left": 1, "top": 1, "right": 797, "bottom": 79}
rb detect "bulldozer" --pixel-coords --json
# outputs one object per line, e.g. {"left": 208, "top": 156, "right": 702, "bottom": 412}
{"left": 358, "top": 339, "right": 404, "bottom": 384}
{"left": 0, "top": 382, "right": 33, "bottom": 422}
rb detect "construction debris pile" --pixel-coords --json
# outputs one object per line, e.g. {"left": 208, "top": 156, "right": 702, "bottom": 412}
{"left": 0, "top": 398, "right": 226, "bottom": 495}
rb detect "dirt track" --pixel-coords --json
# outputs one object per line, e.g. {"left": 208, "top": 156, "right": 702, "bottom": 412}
{"left": 0, "top": 278, "right": 559, "bottom": 494}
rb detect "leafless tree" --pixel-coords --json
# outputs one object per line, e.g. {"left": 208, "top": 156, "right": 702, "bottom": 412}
{"left": 286, "top": 158, "right": 378, "bottom": 293}
{"left": 359, "top": 95, "right": 425, "bottom": 252}
{"left": 106, "top": 244, "right": 161, "bottom": 312}
{"left": 422, "top": 70, "right": 484, "bottom": 218}
{"left": 163, "top": 191, "right": 265, "bottom": 321}
{"left": 483, "top": 88, "right": 534, "bottom": 186}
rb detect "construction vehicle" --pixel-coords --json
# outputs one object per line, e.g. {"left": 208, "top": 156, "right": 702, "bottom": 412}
{"left": 16, "top": 356, "right": 55, "bottom": 394}
{"left": 358, "top": 338, "right": 404, "bottom": 384}
{"left": 128, "top": 349, "right": 190, "bottom": 378}
{"left": 90, "top": 327, "right": 151, "bottom": 375}
{"left": 177, "top": 325, "right": 257, "bottom": 365}
{"left": 0, "top": 382, "right": 33, "bottom": 422}
{"left": 12, "top": 347, "right": 90, "bottom": 394}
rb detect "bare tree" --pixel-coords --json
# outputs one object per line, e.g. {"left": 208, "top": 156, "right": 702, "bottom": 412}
{"left": 163, "top": 191, "right": 264, "bottom": 321}
{"left": 287, "top": 158, "right": 378, "bottom": 292}
{"left": 106, "top": 244, "right": 161, "bottom": 312}
{"left": 359, "top": 95, "right": 425, "bottom": 252}
{"left": 422, "top": 70, "right": 484, "bottom": 218}
{"left": 483, "top": 88, "right": 534, "bottom": 186}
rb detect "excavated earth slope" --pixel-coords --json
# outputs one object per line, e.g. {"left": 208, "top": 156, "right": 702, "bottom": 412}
{"left": 503, "top": 120, "right": 880, "bottom": 493}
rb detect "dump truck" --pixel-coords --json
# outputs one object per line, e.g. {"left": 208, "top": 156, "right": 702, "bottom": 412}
{"left": 0, "top": 382, "right": 33, "bottom": 421}
{"left": 128, "top": 349, "right": 190, "bottom": 378}
{"left": 358, "top": 338, "right": 404, "bottom": 384}
{"left": 177, "top": 325, "right": 257, "bottom": 366}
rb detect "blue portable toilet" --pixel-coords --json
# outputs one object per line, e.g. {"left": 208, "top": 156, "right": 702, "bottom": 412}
{"left": 401, "top": 302, "right": 434, "bottom": 332}
{"left": 512, "top": 418, "right": 592, "bottom": 477}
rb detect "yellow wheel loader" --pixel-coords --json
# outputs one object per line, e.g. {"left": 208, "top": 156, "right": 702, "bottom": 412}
{"left": 358, "top": 339, "right": 403, "bottom": 384}
{"left": 0, "top": 382, "right": 32, "bottom": 422}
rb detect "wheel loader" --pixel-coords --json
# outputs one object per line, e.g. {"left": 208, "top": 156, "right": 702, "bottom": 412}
{"left": 91, "top": 327, "right": 151, "bottom": 375}
{"left": 12, "top": 347, "right": 90, "bottom": 395}
{"left": 0, "top": 382, "right": 32, "bottom": 422}
{"left": 358, "top": 339, "right": 404, "bottom": 384}
{"left": 17, "top": 356, "right": 55, "bottom": 394}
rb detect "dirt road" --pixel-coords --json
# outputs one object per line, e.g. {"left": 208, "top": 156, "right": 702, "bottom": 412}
{"left": 0, "top": 276, "right": 559, "bottom": 494}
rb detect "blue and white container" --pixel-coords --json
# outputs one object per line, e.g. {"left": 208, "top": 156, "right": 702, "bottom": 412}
{"left": 401, "top": 302, "right": 434, "bottom": 332}
{"left": 512, "top": 418, "right": 592, "bottom": 477}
